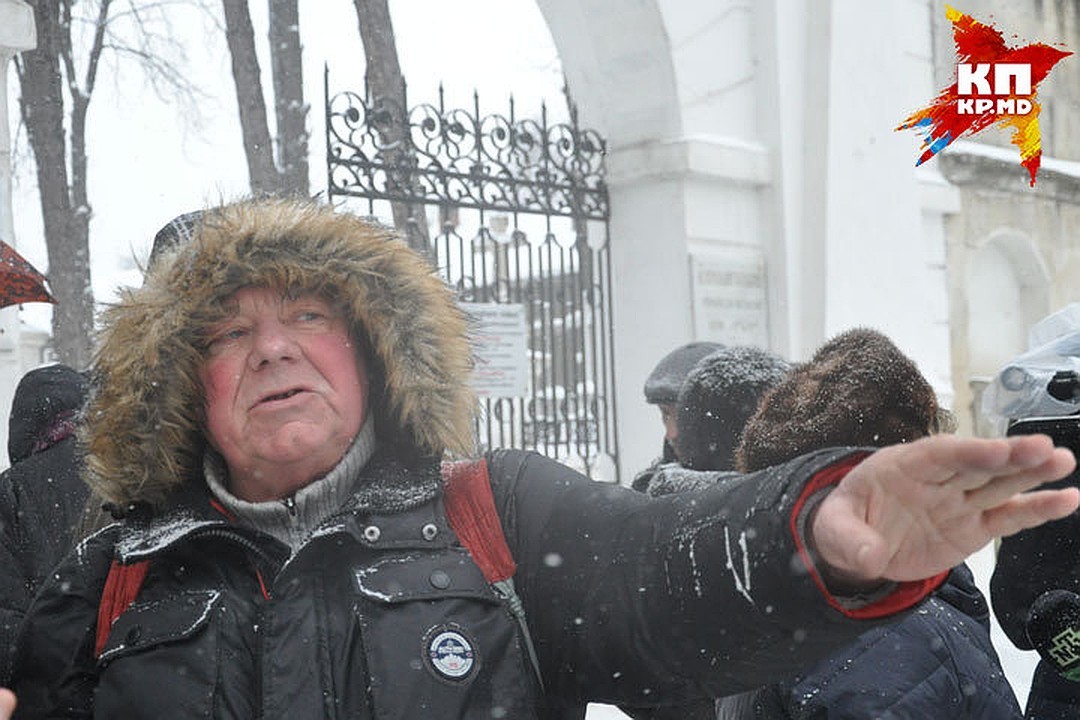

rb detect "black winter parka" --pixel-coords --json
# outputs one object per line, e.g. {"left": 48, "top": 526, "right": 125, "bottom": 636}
{"left": 14, "top": 447, "right": 917, "bottom": 719}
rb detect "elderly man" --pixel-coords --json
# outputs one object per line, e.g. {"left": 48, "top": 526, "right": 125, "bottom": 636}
{"left": 11, "top": 198, "right": 1078, "bottom": 719}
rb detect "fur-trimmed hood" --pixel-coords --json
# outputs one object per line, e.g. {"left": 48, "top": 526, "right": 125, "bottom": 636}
{"left": 83, "top": 198, "right": 476, "bottom": 509}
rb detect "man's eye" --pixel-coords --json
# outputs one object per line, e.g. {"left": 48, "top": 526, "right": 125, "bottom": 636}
{"left": 208, "top": 327, "right": 248, "bottom": 350}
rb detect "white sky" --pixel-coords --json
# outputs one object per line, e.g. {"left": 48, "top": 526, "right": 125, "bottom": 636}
{"left": 7, "top": 0, "right": 566, "bottom": 333}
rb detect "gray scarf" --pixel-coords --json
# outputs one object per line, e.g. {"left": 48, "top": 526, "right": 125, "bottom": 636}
{"left": 205, "top": 417, "right": 389, "bottom": 552}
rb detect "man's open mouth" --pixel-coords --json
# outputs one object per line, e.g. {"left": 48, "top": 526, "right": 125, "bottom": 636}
{"left": 259, "top": 388, "right": 303, "bottom": 404}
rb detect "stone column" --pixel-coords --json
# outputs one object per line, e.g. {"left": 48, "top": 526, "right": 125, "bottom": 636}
{"left": 0, "top": 0, "right": 36, "bottom": 469}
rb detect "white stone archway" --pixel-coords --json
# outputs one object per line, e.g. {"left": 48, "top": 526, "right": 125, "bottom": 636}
{"left": 962, "top": 228, "right": 1050, "bottom": 437}
{"left": 967, "top": 229, "right": 1050, "bottom": 375}
{"left": 534, "top": 0, "right": 949, "bottom": 479}
{"left": 536, "top": 0, "right": 693, "bottom": 477}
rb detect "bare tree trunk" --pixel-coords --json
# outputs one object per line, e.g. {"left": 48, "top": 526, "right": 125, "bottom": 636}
{"left": 352, "top": 0, "right": 430, "bottom": 252}
{"left": 16, "top": 1, "right": 210, "bottom": 367}
{"left": 268, "top": 0, "right": 308, "bottom": 197}
{"left": 15, "top": 0, "right": 99, "bottom": 369}
{"left": 221, "top": 0, "right": 279, "bottom": 195}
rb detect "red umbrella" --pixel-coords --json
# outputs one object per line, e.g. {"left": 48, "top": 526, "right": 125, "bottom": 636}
{"left": 0, "top": 238, "right": 55, "bottom": 309}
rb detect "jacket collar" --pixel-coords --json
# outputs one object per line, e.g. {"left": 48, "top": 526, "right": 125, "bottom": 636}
{"left": 114, "top": 452, "right": 447, "bottom": 562}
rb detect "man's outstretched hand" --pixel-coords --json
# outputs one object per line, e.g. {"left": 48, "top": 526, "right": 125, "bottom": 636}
{"left": 812, "top": 434, "right": 1079, "bottom": 586}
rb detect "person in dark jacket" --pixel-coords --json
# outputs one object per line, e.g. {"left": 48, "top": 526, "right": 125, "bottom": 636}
{"left": 0, "top": 364, "right": 90, "bottom": 683}
{"left": 674, "top": 346, "right": 791, "bottom": 472}
{"left": 627, "top": 346, "right": 789, "bottom": 720}
{"left": 986, "top": 305, "right": 1080, "bottom": 720}
{"left": 642, "top": 341, "right": 722, "bottom": 460}
{"left": 712, "top": 328, "right": 1020, "bottom": 719}
{"left": 634, "top": 345, "right": 790, "bottom": 497}
{"left": 10, "top": 199, "right": 1078, "bottom": 719}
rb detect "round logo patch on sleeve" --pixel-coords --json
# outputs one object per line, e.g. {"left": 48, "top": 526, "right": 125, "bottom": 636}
{"left": 422, "top": 623, "right": 479, "bottom": 683}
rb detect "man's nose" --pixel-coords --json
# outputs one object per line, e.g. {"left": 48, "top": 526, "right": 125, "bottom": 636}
{"left": 249, "top": 322, "right": 299, "bottom": 367}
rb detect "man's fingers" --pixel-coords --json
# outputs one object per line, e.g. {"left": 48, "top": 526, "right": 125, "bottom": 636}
{"left": 0, "top": 688, "right": 16, "bottom": 718}
{"left": 915, "top": 435, "right": 1073, "bottom": 493}
{"left": 983, "top": 487, "right": 1080, "bottom": 538}
{"left": 1005, "top": 433, "right": 1075, "bottom": 471}
{"left": 963, "top": 448, "right": 1078, "bottom": 509}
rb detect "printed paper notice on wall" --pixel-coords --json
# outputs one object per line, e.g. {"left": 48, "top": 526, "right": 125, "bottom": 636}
{"left": 462, "top": 302, "right": 529, "bottom": 397}
{"left": 689, "top": 248, "right": 769, "bottom": 348}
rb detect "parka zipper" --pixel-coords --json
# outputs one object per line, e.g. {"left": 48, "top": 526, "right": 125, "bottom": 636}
{"left": 188, "top": 525, "right": 277, "bottom": 720}
{"left": 191, "top": 526, "right": 283, "bottom": 571}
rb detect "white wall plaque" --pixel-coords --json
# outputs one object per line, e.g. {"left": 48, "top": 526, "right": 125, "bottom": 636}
{"left": 689, "top": 248, "right": 769, "bottom": 347}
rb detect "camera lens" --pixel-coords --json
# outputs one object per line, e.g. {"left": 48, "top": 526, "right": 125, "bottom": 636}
{"left": 1000, "top": 366, "right": 1031, "bottom": 391}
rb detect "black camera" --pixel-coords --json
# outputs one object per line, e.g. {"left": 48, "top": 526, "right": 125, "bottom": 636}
{"left": 1006, "top": 412, "right": 1080, "bottom": 491}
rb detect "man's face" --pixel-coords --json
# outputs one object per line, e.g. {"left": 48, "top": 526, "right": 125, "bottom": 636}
{"left": 660, "top": 403, "right": 678, "bottom": 445}
{"left": 199, "top": 286, "right": 368, "bottom": 501}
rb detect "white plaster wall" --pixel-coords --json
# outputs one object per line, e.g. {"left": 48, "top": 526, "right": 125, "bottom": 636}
{"left": 921, "top": 204, "right": 957, "bottom": 408}
{"left": 756, "top": 0, "right": 821, "bottom": 359}
{"left": 536, "top": 0, "right": 680, "bottom": 143}
{"left": 821, "top": 1, "right": 935, "bottom": 353}
{"left": 662, "top": 0, "right": 759, "bottom": 140}
{"left": 605, "top": 171, "right": 693, "bottom": 477}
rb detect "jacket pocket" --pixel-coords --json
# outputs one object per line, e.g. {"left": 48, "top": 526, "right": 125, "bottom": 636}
{"left": 95, "top": 590, "right": 222, "bottom": 718}
{"left": 98, "top": 589, "right": 221, "bottom": 663}
{"left": 354, "top": 548, "right": 537, "bottom": 719}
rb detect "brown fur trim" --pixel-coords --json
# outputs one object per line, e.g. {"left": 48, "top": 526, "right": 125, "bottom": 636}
{"left": 734, "top": 328, "right": 940, "bottom": 473}
{"left": 82, "top": 199, "right": 476, "bottom": 508}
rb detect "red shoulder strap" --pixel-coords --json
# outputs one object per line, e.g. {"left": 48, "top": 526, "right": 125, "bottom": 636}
{"left": 442, "top": 459, "right": 544, "bottom": 690}
{"left": 441, "top": 459, "right": 516, "bottom": 583}
{"left": 95, "top": 559, "right": 150, "bottom": 657}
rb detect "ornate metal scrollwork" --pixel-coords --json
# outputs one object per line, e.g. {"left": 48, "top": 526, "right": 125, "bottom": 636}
{"left": 327, "top": 83, "right": 609, "bottom": 221}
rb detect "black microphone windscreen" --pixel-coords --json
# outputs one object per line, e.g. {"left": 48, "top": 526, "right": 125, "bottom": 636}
{"left": 1027, "top": 589, "right": 1080, "bottom": 682}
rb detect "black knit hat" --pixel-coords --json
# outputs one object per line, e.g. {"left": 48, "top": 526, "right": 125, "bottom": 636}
{"left": 674, "top": 346, "right": 790, "bottom": 471}
{"left": 148, "top": 210, "right": 204, "bottom": 271}
{"left": 735, "top": 328, "right": 946, "bottom": 473}
{"left": 644, "top": 341, "right": 724, "bottom": 405}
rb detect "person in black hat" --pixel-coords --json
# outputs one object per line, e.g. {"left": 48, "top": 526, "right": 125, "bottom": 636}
{"left": 674, "top": 346, "right": 792, "bottom": 472}
{"left": 626, "top": 344, "right": 789, "bottom": 720}
{"left": 0, "top": 364, "right": 90, "bottom": 683}
{"left": 631, "top": 342, "right": 723, "bottom": 492}
{"left": 633, "top": 345, "right": 790, "bottom": 498}
{"left": 643, "top": 341, "right": 723, "bottom": 463}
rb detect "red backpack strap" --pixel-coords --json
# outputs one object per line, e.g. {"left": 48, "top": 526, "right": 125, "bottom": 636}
{"left": 95, "top": 559, "right": 150, "bottom": 658}
{"left": 441, "top": 458, "right": 544, "bottom": 690}
{"left": 441, "top": 459, "right": 515, "bottom": 583}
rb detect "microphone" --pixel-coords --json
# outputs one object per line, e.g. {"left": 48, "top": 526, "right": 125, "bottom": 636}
{"left": 1026, "top": 589, "right": 1080, "bottom": 681}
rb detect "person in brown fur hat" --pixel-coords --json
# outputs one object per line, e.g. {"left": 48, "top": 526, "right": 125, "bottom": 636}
{"left": 735, "top": 327, "right": 954, "bottom": 473}
{"left": 715, "top": 328, "right": 1019, "bottom": 720}
{"left": 10, "top": 200, "right": 1079, "bottom": 719}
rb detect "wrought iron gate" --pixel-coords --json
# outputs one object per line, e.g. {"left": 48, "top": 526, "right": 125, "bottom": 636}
{"left": 325, "top": 75, "right": 619, "bottom": 482}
